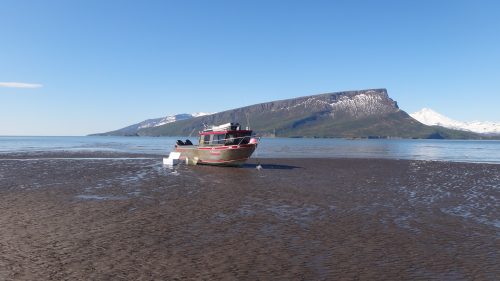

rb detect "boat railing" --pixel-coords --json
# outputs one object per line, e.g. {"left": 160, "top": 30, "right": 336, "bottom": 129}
{"left": 236, "top": 136, "right": 252, "bottom": 145}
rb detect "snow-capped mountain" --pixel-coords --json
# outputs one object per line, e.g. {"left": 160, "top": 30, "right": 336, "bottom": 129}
{"left": 410, "top": 108, "right": 500, "bottom": 135}
{"left": 137, "top": 112, "right": 212, "bottom": 129}
{"left": 93, "top": 112, "right": 213, "bottom": 136}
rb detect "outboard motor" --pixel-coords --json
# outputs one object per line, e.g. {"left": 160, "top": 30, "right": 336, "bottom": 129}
{"left": 176, "top": 140, "right": 185, "bottom": 146}
{"left": 185, "top": 139, "right": 193, "bottom": 145}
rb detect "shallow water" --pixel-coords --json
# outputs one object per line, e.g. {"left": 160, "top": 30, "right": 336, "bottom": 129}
{"left": 1, "top": 154, "right": 499, "bottom": 279}
{"left": 1, "top": 136, "right": 500, "bottom": 163}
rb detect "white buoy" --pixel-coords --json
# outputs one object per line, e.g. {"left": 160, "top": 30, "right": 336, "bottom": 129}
{"left": 163, "top": 152, "right": 181, "bottom": 166}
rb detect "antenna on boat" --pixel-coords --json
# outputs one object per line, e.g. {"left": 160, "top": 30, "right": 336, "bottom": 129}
{"left": 245, "top": 112, "right": 251, "bottom": 130}
{"left": 188, "top": 127, "right": 196, "bottom": 138}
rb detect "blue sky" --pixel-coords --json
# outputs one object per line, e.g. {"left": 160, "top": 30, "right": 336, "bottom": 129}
{"left": 1, "top": 0, "right": 499, "bottom": 136}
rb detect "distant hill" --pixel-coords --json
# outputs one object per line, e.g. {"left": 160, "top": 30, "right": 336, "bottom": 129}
{"left": 132, "top": 89, "right": 483, "bottom": 139}
{"left": 91, "top": 112, "right": 212, "bottom": 136}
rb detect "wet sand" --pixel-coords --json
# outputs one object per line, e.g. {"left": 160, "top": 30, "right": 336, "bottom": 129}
{"left": 0, "top": 152, "right": 499, "bottom": 280}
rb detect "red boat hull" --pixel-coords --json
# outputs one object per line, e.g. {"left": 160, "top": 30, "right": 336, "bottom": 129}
{"left": 175, "top": 143, "right": 257, "bottom": 166}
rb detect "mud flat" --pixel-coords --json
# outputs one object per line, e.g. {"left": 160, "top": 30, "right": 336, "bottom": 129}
{"left": 0, "top": 152, "right": 498, "bottom": 280}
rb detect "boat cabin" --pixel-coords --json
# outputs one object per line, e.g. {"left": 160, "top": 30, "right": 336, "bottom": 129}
{"left": 199, "top": 123, "right": 253, "bottom": 147}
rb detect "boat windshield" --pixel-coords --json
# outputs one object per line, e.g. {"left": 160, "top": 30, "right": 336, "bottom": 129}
{"left": 199, "top": 132, "right": 252, "bottom": 146}
{"left": 224, "top": 132, "right": 251, "bottom": 145}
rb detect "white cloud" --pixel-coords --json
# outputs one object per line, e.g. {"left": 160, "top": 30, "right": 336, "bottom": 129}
{"left": 0, "top": 82, "right": 43, "bottom": 89}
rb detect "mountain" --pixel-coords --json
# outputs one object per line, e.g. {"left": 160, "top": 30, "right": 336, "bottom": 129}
{"left": 92, "top": 112, "right": 212, "bottom": 136}
{"left": 410, "top": 108, "right": 500, "bottom": 135}
{"left": 135, "top": 89, "right": 482, "bottom": 139}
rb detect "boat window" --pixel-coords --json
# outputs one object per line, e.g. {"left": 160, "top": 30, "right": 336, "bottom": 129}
{"left": 201, "top": 132, "right": 252, "bottom": 145}
{"left": 238, "top": 132, "right": 252, "bottom": 144}
{"left": 215, "top": 134, "right": 225, "bottom": 145}
{"left": 225, "top": 134, "right": 236, "bottom": 145}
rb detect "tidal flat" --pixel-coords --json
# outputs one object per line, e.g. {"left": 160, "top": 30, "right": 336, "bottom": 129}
{"left": 0, "top": 151, "right": 498, "bottom": 280}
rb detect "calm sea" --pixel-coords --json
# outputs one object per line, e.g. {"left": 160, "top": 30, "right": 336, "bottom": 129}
{"left": 0, "top": 136, "right": 499, "bottom": 164}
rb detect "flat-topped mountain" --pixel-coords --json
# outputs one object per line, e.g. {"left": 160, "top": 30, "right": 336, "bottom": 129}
{"left": 130, "top": 89, "right": 481, "bottom": 139}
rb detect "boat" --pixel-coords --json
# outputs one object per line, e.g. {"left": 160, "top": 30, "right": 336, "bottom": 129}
{"left": 174, "top": 122, "right": 259, "bottom": 166}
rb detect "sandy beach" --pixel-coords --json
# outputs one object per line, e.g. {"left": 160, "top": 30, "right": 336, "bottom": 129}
{"left": 0, "top": 151, "right": 498, "bottom": 280}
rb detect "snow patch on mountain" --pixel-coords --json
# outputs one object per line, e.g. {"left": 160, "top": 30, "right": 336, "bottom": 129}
{"left": 410, "top": 108, "right": 500, "bottom": 135}
{"left": 192, "top": 112, "right": 212, "bottom": 117}
{"left": 271, "top": 90, "right": 397, "bottom": 119}
{"left": 137, "top": 112, "right": 213, "bottom": 129}
{"left": 330, "top": 93, "right": 394, "bottom": 118}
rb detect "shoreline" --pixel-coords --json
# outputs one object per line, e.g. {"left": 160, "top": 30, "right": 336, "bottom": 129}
{"left": 1, "top": 150, "right": 500, "bottom": 166}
